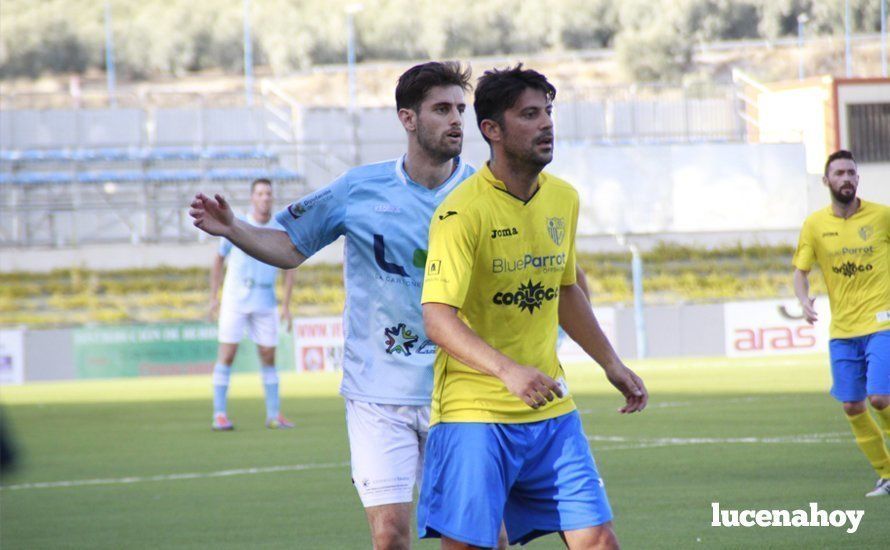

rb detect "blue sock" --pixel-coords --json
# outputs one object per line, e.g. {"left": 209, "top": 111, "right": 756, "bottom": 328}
{"left": 212, "top": 363, "right": 231, "bottom": 415}
{"left": 262, "top": 366, "right": 280, "bottom": 420}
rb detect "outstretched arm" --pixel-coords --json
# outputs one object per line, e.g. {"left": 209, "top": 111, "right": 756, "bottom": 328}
{"left": 423, "top": 302, "right": 564, "bottom": 409}
{"left": 209, "top": 254, "right": 225, "bottom": 321}
{"left": 793, "top": 268, "right": 817, "bottom": 324}
{"left": 558, "top": 283, "right": 648, "bottom": 413}
{"left": 189, "top": 193, "right": 306, "bottom": 269}
{"left": 280, "top": 269, "right": 295, "bottom": 331}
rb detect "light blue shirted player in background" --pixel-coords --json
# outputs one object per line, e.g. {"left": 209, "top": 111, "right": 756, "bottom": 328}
{"left": 208, "top": 178, "right": 295, "bottom": 431}
{"left": 191, "top": 62, "right": 476, "bottom": 549}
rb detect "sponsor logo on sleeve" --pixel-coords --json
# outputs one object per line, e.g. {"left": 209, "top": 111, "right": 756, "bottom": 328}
{"left": 438, "top": 210, "right": 458, "bottom": 221}
{"left": 427, "top": 260, "right": 442, "bottom": 275}
{"left": 286, "top": 189, "right": 333, "bottom": 219}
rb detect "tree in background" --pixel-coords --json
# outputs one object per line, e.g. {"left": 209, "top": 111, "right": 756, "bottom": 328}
{"left": 0, "top": 0, "right": 884, "bottom": 83}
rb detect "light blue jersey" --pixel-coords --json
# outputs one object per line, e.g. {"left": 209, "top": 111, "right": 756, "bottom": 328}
{"left": 276, "top": 156, "right": 474, "bottom": 405}
{"left": 219, "top": 214, "right": 283, "bottom": 312}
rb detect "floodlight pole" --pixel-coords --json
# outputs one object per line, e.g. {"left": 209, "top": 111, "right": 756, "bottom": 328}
{"left": 346, "top": 4, "right": 364, "bottom": 166}
{"left": 844, "top": 0, "right": 853, "bottom": 77}
{"left": 797, "top": 14, "right": 808, "bottom": 81}
{"left": 104, "top": 0, "right": 117, "bottom": 107}
{"left": 882, "top": 0, "right": 887, "bottom": 77}
{"left": 243, "top": 0, "right": 254, "bottom": 106}
{"left": 629, "top": 243, "right": 648, "bottom": 360}
{"left": 616, "top": 234, "right": 648, "bottom": 359}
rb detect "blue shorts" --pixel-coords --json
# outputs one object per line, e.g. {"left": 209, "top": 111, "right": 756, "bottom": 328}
{"left": 417, "top": 411, "right": 612, "bottom": 547}
{"left": 829, "top": 329, "right": 890, "bottom": 402}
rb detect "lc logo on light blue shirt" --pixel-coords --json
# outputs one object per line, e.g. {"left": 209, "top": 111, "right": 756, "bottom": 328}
{"left": 275, "top": 156, "right": 474, "bottom": 405}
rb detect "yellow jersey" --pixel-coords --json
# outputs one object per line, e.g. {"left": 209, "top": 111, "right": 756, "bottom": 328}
{"left": 421, "top": 164, "right": 578, "bottom": 425}
{"left": 792, "top": 199, "right": 890, "bottom": 338}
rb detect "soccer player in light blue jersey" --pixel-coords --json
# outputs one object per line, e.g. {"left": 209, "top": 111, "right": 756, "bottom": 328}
{"left": 190, "top": 62, "right": 476, "bottom": 549}
{"left": 208, "top": 178, "right": 295, "bottom": 431}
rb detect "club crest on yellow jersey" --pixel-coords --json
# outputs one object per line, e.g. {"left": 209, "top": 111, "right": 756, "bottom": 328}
{"left": 547, "top": 217, "right": 565, "bottom": 246}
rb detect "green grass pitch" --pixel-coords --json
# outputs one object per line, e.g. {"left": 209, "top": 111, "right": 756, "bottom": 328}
{"left": 1, "top": 354, "right": 888, "bottom": 549}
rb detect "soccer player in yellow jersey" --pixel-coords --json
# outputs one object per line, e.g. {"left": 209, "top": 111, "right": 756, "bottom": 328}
{"left": 793, "top": 149, "right": 890, "bottom": 498}
{"left": 418, "top": 65, "right": 648, "bottom": 549}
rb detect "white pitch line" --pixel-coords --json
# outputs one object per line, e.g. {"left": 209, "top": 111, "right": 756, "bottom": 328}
{"left": 0, "top": 461, "right": 350, "bottom": 492}
{"left": 588, "top": 432, "right": 849, "bottom": 451}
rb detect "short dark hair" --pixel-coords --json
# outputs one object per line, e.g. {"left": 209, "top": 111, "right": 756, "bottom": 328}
{"left": 395, "top": 61, "right": 472, "bottom": 112}
{"left": 251, "top": 178, "right": 272, "bottom": 192}
{"left": 824, "top": 150, "right": 855, "bottom": 176}
{"left": 474, "top": 64, "right": 556, "bottom": 144}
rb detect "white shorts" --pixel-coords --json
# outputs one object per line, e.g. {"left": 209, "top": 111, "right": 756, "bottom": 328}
{"left": 345, "top": 399, "right": 430, "bottom": 508}
{"left": 217, "top": 306, "right": 278, "bottom": 347}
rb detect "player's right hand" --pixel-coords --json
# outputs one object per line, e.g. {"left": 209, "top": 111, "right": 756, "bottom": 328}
{"left": 189, "top": 193, "right": 235, "bottom": 237}
{"left": 208, "top": 298, "right": 220, "bottom": 321}
{"left": 501, "top": 364, "right": 564, "bottom": 409}
{"left": 801, "top": 297, "right": 818, "bottom": 324}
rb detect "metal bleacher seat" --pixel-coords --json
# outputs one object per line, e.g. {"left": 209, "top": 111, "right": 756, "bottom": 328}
{"left": 144, "top": 169, "right": 203, "bottom": 183}
{"left": 77, "top": 170, "right": 145, "bottom": 184}
{"left": 77, "top": 147, "right": 142, "bottom": 162}
{"left": 145, "top": 146, "right": 202, "bottom": 162}
{"left": 202, "top": 146, "right": 277, "bottom": 161}
{"left": 206, "top": 167, "right": 300, "bottom": 182}
{"left": 1, "top": 145, "right": 300, "bottom": 186}
{"left": 1, "top": 167, "right": 300, "bottom": 185}
{"left": 2, "top": 171, "right": 74, "bottom": 185}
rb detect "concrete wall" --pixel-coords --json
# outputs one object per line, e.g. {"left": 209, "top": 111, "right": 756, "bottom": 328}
{"left": 11, "top": 300, "right": 770, "bottom": 383}
{"left": 24, "top": 329, "right": 75, "bottom": 382}
{"left": 615, "top": 304, "right": 726, "bottom": 360}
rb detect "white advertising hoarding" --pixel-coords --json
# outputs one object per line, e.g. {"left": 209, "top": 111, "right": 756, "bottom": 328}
{"left": 724, "top": 298, "right": 831, "bottom": 357}
{"left": 293, "top": 317, "right": 344, "bottom": 373}
{"left": 558, "top": 306, "right": 617, "bottom": 363}
{"left": 0, "top": 329, "right": 25, "bottom": 385}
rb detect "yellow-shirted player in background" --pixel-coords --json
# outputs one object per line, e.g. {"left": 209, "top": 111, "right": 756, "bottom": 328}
{"left": 418, "top": 65, "right": 647, "bottom": 549}
{"left": 793, "top": 149, "right": 890, "bottom": 498}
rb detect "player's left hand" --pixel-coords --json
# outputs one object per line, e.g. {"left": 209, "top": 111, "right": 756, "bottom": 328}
{"left": 604, "top": 363, "right": 648, "bottom": 413}
{"left": 280, "top": 306, "right": 293, "bottom": 332}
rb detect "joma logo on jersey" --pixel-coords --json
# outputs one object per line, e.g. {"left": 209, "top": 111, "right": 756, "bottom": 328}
{"left": 832, "top": 262, "right": 873, "bottom": 277}
{"left": 492, "top": 280, "right": 558, "bottom": 314}
{"left": 491, "top": 227, "right": 519, "bottom": 239}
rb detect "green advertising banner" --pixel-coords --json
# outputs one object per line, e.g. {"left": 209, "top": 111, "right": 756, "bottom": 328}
{"left": 73, "top": 323, "right": 294, "bottom": 379}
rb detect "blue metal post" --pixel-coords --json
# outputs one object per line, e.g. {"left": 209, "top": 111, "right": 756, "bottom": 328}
{"left": 346, "top": 5, "right": 363, "bottom": 165}
{"left": 630, "top": 244, "right": 647, "bottom": 359}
